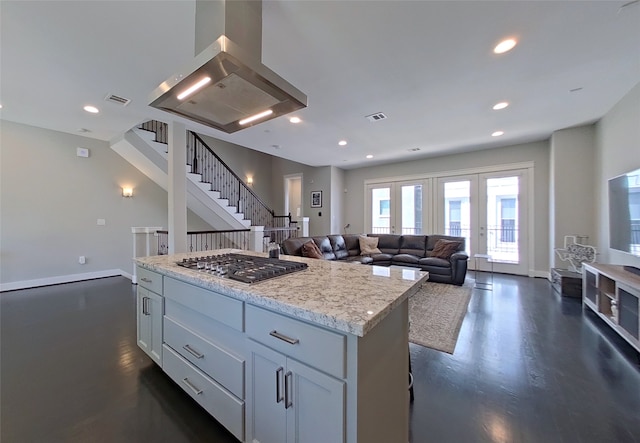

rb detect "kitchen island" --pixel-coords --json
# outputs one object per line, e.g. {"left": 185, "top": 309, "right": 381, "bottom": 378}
{"left": 135, "top": 250, "right": 428, "bottom": 443}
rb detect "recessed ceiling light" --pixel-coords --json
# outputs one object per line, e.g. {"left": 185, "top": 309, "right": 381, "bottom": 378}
{"left": 366, "top": 154, "right": 373, "bottom": 159}
{"left": 338, "top": 140, "right": 347, "bottom": 146}
{"left": 0, "top": 104, "right": 3, "bottom": 109}
{"left": 83, "top": 105, "right": 99, "bottom": 114}
{"left": 494, "top": 39, "right": 517, "bottom": 54}
{"left": 492, "top": 102, "right": 509, "bottom": 110}
{"left": 289, "top": 117, "right": 301, "bottom": 124}
{"left": 492, "top": 131, "right": 505, "bottom": 137}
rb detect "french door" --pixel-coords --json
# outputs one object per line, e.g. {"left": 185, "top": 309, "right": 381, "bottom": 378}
{"left": 366, "top": 180, "right": 431, "bottom": 235}
{"left": 436, "top": 169, "right": 529, "bottom": 275}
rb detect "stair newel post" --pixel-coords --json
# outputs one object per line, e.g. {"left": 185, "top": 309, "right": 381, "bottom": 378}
{"left": 237, "top": 180, "right": 241, "bottom": 214}
{"left": 192, "top": 134, "right": 198, "bottom": 174}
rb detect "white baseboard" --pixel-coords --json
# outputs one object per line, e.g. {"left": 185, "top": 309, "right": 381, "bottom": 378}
{"left": 0, "top": 269, "right": 132, "bottom": 292}
{"left": 530, "top": 269, "right": 551, "bottom": 279}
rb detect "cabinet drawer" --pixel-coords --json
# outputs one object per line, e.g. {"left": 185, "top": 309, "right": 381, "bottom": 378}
{"left": 137, "top": 267, "right": 163, "bottom": 294}
{"left": 246, "top": 305, "right": 346, "bottom": 378}
{"left": 164, "top": 316, "right": 244, "bottom": 399}
{"left": 163, "top": 345, "right": 244, "bottom": 442}
{"left": 165, "top": 278, "right": 243, "bottom": 331}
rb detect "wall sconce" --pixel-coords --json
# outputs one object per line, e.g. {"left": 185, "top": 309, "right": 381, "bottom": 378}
{"left": 246, "top": 177, "right": 253, "bottom": 186}
{"left": 122, "top": 187, "right": 133, "bottom": 198}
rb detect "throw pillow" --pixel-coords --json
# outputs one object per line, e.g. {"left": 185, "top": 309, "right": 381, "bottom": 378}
{"left": 430, "top": 239, "right": 461, "bottom": 259}
{"left": 301, "top": 240, "right": 323, "bottom": 259}
{"left": 359, "top": 235, "right": 381, "bottom": 255}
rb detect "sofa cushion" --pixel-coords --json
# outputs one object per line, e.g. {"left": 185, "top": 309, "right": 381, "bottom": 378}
{"left": 370, "top": 253, "right": 394, "bottom": 265}
{"left": 313, "top": 236, "right": 337, "bottom": 260}
{"left": 281, "top": 237, "right": 308, "bottom": 256}
{"left": 301, "top": 240, "right": 323, "bottom": 259}
{"left": 343, "top": 234, "right": 362, "bottom": 256}
{"left": 369, "top": 234, "right": 401, "bottom": 255}
{"left": 328, "top": 235, "right": 349, "bottom": 260}
{"left": 418, "top": 257, "right": 452, "bottom": 273}
{"left": 399, "top": 235, "right": 427, "bottom": 257}
{"left": 392, "top": 253, "right": 421, "bottom": 265}
{"left": 426, "top": 235, "right": 465, "bottom": 252}
{"left": 430, "top": 239, "right": 462, "bottom": 259}
{"left": 359, "top": 235, "right": 381, "bottom": 255}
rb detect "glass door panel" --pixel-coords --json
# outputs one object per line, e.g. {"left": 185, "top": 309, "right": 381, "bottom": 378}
{"left": 400, "top": 183, "right": 423, "bottom": 234}
{"left": 367, "top": 180, "right": 431, "bottom": 235}
{"left": 437, "top": 170, "right": 529, "bottom": 275}
{"left": 437, "top": 176, "right": 476, "bottom": 257}
{"left": 369, "top": 185, "right": 391, "bottom": 234}
{"left": 479, "top": 171, "right": 528, "bottom": 275}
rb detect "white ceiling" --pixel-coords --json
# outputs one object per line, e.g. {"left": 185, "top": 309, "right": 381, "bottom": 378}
{"left": 1, "top": 1, "right": 639, "bottom": 170}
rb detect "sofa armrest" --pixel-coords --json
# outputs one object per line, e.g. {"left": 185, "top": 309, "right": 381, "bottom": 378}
{"left": 449, "top": 252, "right": 469, "bottom": 286}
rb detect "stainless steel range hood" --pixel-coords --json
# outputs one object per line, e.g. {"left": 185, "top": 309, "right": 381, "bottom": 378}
{"left": 149, "top": 0, "right": 307, "bottom": 134}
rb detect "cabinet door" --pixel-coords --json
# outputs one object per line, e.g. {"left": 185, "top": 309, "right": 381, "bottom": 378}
{"left": 137, "top": 287, "right": 152, "bottom": 355}
{"left": 147, "top": 291, "right": 164, "bottom": 366}
{"left": 137, "top": 287, "right": 163, "bottom": 366}
{"left": 247, "top": 341, "right": 287, "bottom": 443}
{"left": 286, "top": 358, "right": 345, "bottom": 443}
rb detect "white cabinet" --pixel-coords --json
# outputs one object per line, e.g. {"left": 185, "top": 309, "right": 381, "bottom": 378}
{"left": 162, "top": 277, "right": 246, "bottom": 441}
{"left": 136, "top": 267, "right": 163, "bottom": 366}
{"left": 247, "top": 339, "right": 345, "bottom": 443}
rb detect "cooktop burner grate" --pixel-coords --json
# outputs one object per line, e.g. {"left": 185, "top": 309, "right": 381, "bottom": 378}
{"left": 176, "top": 253, "right": 308, "bottom": 284}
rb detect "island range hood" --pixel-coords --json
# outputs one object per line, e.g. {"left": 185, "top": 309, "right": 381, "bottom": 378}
{"left": 149, "top": 0, "right": 307, "bottom": 134}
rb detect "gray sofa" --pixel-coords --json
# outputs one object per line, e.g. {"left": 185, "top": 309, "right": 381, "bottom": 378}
{"left": 282, "top": 233, "right": 468, "bottom": 285}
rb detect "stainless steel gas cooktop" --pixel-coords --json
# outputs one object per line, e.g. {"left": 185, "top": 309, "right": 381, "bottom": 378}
{"left": 176, "top": 253, "right": 308, "bottom": 284}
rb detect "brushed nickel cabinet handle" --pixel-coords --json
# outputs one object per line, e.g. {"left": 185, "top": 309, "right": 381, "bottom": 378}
{"left": 140, "top": 277, "right": 152, "bottom": 283}
{"left": 142, "top": 297, "right": 149, "bottom": 315}
{"left": 183, "top": 344, "right": 204, "bottom": 359}
{"left": 276, "top": 367, "right": 284, "bottom": 403}
{"left": 269, "top": 330, "right": 299, "bottom": 345}
{"left": 182, "top": 377, "right": 203, "bottom": 395}
{"left": 284, "top": 371, "right": 293, "bottom": 409}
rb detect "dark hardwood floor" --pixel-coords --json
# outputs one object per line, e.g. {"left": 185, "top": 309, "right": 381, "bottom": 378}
{"left": 1, "top": 274, "right": 639, "bottom": 443}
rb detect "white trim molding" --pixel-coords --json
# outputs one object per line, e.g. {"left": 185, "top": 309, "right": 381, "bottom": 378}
{"left": 0, "top": 269, "right": 131, "bottom": 293}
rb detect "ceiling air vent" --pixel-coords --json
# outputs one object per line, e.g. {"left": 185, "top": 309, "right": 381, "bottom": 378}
{"left": 365, "top": 112, "right": 387, "bottom": 122}
{"left": 104, "top": 93, "right": 131, "bottom": 106}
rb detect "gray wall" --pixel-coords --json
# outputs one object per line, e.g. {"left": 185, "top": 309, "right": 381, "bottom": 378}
{"left": 343, "top": 141, "right": 551, "bottom": 274}
{"left": 595, "top": 81, "right": 640, "bottom": 268}
{"left": 0, "top": 121, "right": 210, "bottom": 287}
{"left": 270, "top": 157, "right": 332, "bottom": 236}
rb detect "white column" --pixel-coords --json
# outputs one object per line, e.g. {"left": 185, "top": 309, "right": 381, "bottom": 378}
{"left": 250, "top": 226, "right": 265, "bottom": 252}
{"left": 131, "top": 227, "right": 163, "bottom": 283}
{"left": 301, "top": 217, "right": 310, "bottom": 237}
{"left": 168, "top": 121, "right": 188, "bottom": 253}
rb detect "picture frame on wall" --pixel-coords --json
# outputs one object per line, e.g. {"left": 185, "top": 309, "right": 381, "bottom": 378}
{"left": 311, "top": 190, "right": 322, "bottom": 208}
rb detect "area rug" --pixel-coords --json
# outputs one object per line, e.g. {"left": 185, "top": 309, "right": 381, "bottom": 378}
{"left": 409, "top": 280, "right": 473, "bottom": 354}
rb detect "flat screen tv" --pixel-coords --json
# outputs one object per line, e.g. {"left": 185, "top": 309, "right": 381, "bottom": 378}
{"left": 609, "top": 167, "right": 640, "bottom": 260}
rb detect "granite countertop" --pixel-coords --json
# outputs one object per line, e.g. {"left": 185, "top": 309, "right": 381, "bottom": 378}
{"left": 135, "top": 250, "right": 428, "bottom": 337}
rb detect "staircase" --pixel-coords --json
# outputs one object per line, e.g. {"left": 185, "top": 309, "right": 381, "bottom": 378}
{"left": 111, "top": 120, "right": 296, "bottom": 238}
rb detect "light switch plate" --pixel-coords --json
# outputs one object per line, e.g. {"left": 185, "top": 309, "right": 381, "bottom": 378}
{"left": 76, "top": 147, "right": 90, "bottom": 158}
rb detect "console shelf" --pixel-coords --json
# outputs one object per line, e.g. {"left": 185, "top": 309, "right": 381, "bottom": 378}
{"left": 583, "top": 263, "right": 640, "bottom": 352}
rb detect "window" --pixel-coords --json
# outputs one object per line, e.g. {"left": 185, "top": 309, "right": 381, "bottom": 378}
{"left": 449, "top": 200, "right": 461, "bottom": 236}
{"left": 380, "top": 199, "right": 390, "bottom": 216}
{"left": 500, "top": 198, "right": 516, "bottom": 243}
